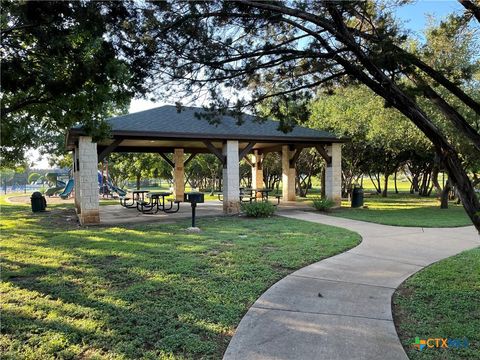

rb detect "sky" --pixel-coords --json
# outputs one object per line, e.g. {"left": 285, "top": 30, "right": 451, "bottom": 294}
{"left": 31, "top": 0, "right": 467, "bottom": 168}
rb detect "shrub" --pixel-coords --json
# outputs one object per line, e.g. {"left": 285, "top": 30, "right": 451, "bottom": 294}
{"left": 241, "top": 201, "right": 276, "bottom": 217}
{"left": 312, "top": 197, "right": 334, "bottom": 211}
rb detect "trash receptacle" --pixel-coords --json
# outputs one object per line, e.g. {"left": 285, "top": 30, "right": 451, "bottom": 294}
{"left": 31, "top": 191, "right": 47, "bottom": 212}
{"left": 351, "top": 186, "right": 364, "bottom": 208}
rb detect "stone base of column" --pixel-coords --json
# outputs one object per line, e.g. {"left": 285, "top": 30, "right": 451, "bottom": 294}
{"left": 223, "top": 200, "right": 240, "bottom": 214}
{"left": 78, "top": 209, "right": 100, "bottom": 225}
{"left": 330, "top": 196, "right": 342, "bottom": 208}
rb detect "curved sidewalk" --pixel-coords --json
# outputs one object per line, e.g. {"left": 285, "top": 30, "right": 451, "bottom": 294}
{"left": 224, "top": 211, "right": 479, "bottom": 360}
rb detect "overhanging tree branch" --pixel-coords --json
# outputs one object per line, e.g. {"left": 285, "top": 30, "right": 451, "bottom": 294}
{"left": 458, "top": 0, "right": 480, "bottom": 23}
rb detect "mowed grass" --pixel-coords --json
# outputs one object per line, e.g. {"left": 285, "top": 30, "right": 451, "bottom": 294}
{"left": 329, "top": 193, "right": 471, "bottom": 227}
{"left": 0, "top": 197, "right": 360, "bottom": 359}
{"left": 393, "top": 248, "right": 480, "bottom": 359}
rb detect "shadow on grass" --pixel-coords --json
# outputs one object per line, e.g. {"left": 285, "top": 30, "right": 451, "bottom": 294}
{"left": 1, "top": 201, "right": 360, "bottom": 359}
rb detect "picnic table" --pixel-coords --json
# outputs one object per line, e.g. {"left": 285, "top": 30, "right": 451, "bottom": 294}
{"left": 120, "top": 189, "right": 149, "bottom": 208}
{"left": 146, "top": 191, "right": 175, "bottom": 214}
{"left": 244, "top": 188, "right": 274, "bottom": 201}
{"left": 216, "top": 188, "right": 280, "bottom": 204}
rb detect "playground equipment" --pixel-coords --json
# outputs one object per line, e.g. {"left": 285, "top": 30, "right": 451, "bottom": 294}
{"left": 59, "top": 179, "right": 75, "bottom": 199}
{"left": 99, "top": 161, "right": 127, "bottom": 198}
{"left": 45, "top": 177, "right": 66, "bottom": 197}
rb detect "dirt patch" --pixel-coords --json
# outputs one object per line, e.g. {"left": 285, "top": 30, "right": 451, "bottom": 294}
{"left": 8, "top": 195, "right": 74, "bottom": 205}
{"left": 36, "top": 207, "right": 80, "bottom": 229}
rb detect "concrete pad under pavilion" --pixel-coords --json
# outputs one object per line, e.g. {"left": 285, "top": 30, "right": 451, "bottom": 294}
{"left": 99, "top": 201, "right": 313, "bottom": 226}
{"left": 66, "top": 105, "right": 346, "bottom": 225}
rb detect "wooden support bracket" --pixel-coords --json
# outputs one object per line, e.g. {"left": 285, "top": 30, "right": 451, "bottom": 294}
{"left": 243, "top": 155, "right": 253, "bottom": 167}
{"left": 289, "top": 146, "right": 304, "bottom": 168}
{"left": 239, "top": 142, "right": 256, "bottom": 160}
{"left": 159, "top": 152, "right": 174, "bottom": 168}
{"left": 184, "top": 153, "right": 197, "bottom": 166}
{"left": 203, "top": 141, "right": 226, "bottom": 165}
{"left": 315, "top": 145, "right": 332, "bottom": 165}
{"left": 98, "top": 139, "right": 123, "bottom": 162}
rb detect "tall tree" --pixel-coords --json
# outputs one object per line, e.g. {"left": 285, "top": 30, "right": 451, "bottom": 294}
{"left": 310, "top": 85, "right": 431, "bottom": 197}
{"left": 0, "top": 1, "right": 148, "bottom": 165}
{"left": 131, "top": 1, "right": 480, "bottom": 230}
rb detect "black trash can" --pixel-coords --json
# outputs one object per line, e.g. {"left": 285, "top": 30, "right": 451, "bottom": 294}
{"left": 351, "top": 186, "right": 364, "bottom": 208}
{"left": 31, "top": 191, "right": 47, "bottom": 212}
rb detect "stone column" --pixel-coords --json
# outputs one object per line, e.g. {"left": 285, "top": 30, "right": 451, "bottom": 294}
{"left": 72, "top": 148, "right": 80, "bottom": 213}
{"left": 77, "top": 136, "right": 100, "bottom": 225}
{"left": 282, "top": 145, "right": 296, "bottom": 201}
{"left": 173, "top": 148, "right": 185, "bottom": 201}
{"left": 325, "top": 143, "right": 342, "bottom": 207}
{"left": 222, "top": 140, "right": 240, "bottom": 214}
{"left": 251, "top": 150, "right": 263, "bottom": 198}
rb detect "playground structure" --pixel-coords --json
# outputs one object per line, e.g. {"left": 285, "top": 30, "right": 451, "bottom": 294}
{"left": 44, "top": 172, "right": 69, "bottom": 196}
{"left": 58, "top": 179, "right": 74, "bottom": 199}
{"left": 41, "top": 166, "right": 126, "bottom": 200}
{"left": 98, "top": 161, "right": 127, "bottom": 198}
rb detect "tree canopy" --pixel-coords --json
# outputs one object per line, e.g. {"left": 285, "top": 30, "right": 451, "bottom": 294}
{"left": 0, "top": 1, "right": 150, "bottom": 166}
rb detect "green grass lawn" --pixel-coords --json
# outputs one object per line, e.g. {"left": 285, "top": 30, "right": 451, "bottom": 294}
{"left": 0, "top": 197, "right": 360, "bottom": 359}
{"left": 393, "top": 247, "right": 480, "bottom": 359}
{"left": 329, "top": 193, "right": 471, "bottom": 227}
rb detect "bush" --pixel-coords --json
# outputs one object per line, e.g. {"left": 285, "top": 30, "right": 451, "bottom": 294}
{"left": 241, "top": 201, "right": 276, "bottom": 217}
{"left": 312, "top": 197, "right": 334, "bottom": 211}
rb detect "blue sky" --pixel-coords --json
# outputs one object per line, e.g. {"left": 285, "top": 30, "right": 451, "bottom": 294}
{"left": 394, "top": 0, "right": 464, "bottom": 37}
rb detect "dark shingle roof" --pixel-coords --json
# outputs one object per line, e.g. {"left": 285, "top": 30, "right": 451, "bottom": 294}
{"left": 68, "top": 105, "right": 344, "bottom": 146}
{"left": 106, "top": 105, "right": 339, "bottom": 140}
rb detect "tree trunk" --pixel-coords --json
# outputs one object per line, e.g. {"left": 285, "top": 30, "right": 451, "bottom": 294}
{"left": 394, "top": 170, "right": 398, "bottom": 194}
{"left": 440, "top": 179, "right": 451, "bottom": 209}
{"left": 431, "top": 164, "right": 442, "bottom": 198}
{"left": 369, "top": 172, "right": 381, "bottom": 194}
{"left": 382, "top": 173, "right": 389, "bottom": 197}
{"left": 411, "top": 174, "right": 419, "bottom": 193}
{"left": 136, "top": 173, "right": 141, "bottom": 190}
{"left": 321, "top": 167, "right": 326, "bottom": 198}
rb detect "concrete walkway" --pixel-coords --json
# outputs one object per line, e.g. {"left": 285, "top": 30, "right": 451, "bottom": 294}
{"left": 224, "top": 211, "right": 479, "bottom": 360}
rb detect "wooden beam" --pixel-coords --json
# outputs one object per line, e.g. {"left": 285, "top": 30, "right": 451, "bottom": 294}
{"left": 97, "top": 146, "right": 212, "bottom": 154}
{"left": 289, "top": 146, "right": 304, "bottom": 168}
{"left": 98, "top": 139, "right": 123, "bottom": 162}
{"left": 315, "top": 145, "right": 332, "bottom": 165}
{"left": 239, "top": 142, "right": 256, "bottom": 160}
{"left": 159, "top": 152, "right": 174, "bottom": 168}
{"left": 203, "top": 141, "right": 225, "bottom": 164}
{"left": 258, "top": 145, "right": 283, "bottom": 155}
{"left": 184, "top": 153, "right": 197, "bottom": 166}
{"left": 243, "top": 155, "right": 253, "bottom": 167}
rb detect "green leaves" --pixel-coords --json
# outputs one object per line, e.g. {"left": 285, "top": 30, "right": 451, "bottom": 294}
{"left": 0, "top": 1, "right": 140, "bottom": 166}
